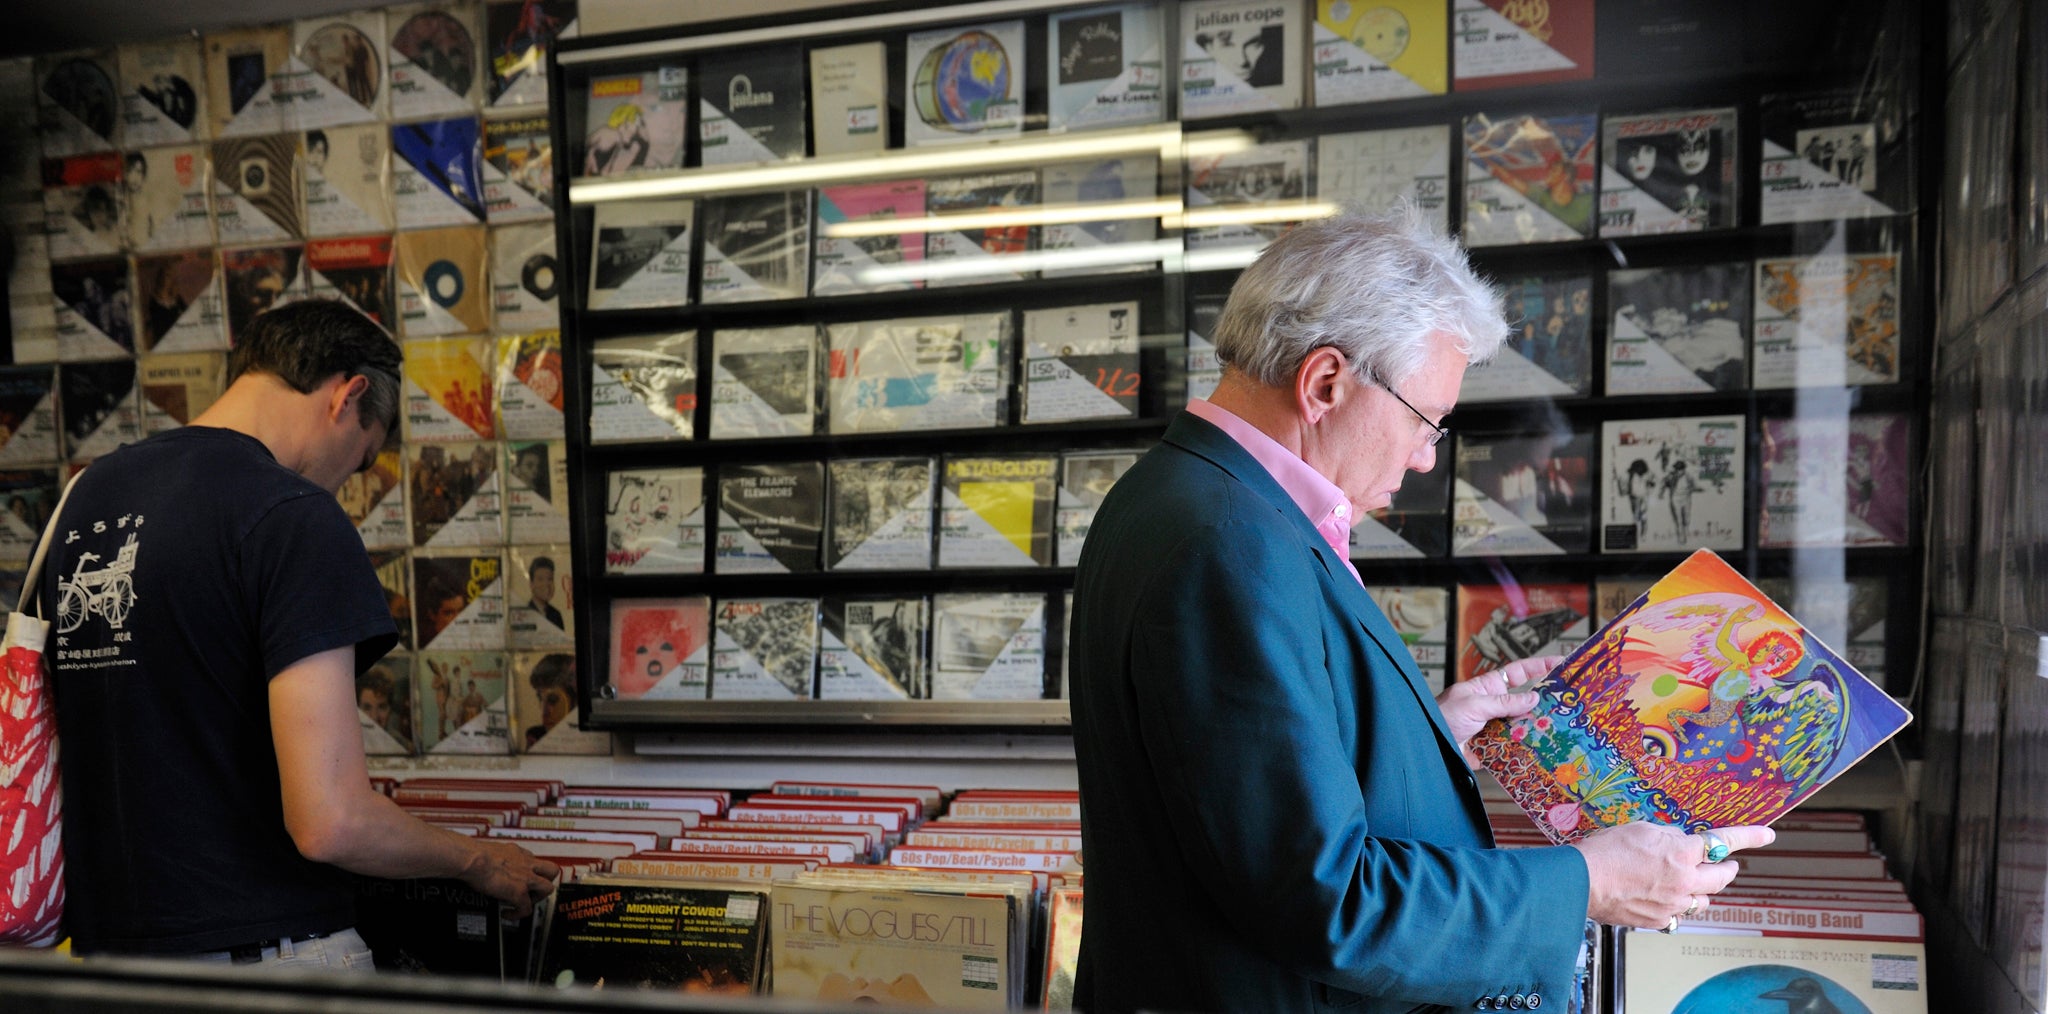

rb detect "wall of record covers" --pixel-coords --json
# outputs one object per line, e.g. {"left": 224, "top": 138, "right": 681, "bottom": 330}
{"left": 1918, "top": 2, "right": 2048, "bottom": 1013}
{"left": 0, "top": 3, "right": 616, "bottom": 763}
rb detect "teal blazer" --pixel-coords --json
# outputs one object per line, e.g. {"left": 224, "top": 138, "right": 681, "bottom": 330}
{"left": 1069, "top": 412, "right": 1591, "bottom": 1013}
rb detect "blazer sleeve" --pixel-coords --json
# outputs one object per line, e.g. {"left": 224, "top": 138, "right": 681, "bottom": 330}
{"left": 1125, "top": 508, "right": 1592, "bottom": 1006}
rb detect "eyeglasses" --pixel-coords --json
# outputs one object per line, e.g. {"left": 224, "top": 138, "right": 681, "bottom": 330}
{"left": 1368, "top": 373, "right": 1450, "bottom": 448}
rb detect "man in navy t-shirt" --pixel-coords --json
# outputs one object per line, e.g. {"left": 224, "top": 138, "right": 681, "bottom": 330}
{"left": 43, "top": 300, "right": 558, "bottom": 964}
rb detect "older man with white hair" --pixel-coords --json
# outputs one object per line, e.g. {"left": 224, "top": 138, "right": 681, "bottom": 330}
{"left": 1068, "top": 207, "right": 1771, "bottom": 1014}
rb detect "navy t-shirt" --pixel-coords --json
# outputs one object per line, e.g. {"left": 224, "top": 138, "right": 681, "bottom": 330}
{"left": 42, "top": 427, "right": 399, "bottom": 955}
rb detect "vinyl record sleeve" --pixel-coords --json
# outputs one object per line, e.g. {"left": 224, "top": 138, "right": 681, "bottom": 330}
{"left": 302, "top": 122, "right": 394, "bottom": 237}
{"left": 1023, "top": 301, "right": 1140, "bottom": 423}
{"left": 41, "top": 153, "right": 125, "bottom": 261}
{"left": 219, "top": 242, "right": 307, "bottom": 345}
{"left": 819, "top": 597, "right": 926, "bottom": 700}
{"left": 1180, "top": 0, "right": 1305, "bottom": 118}
{"left": 1351, "top": 447, "right": 1450, "bottom": 558}
{"left": 506, "top": 542, "right": 572, "bottom": 649}
{"left": 340, "top": 446, "right": 409, "bottom": 549}
{"left": 582, "top": 66, "right": 688, "bottom": 175}
{"left": 604, "top": 466, "right": 706, "bottom": 575}
{"left": 1605, "top": 263, "right": 1750, "bottom": 395}
{"left": 1044, "top": 887, "right": 1084, "bottom": 1007}
{"left": 119, "top": 39, "right": 207, "bottom": 147}
{"left": 0, "top": 367, "right": 60, "bottom": 466}
{"left": 288, "top": 11, "right": 389, "bottom": 128}
{"left": 1461, "top": 273, "right": 1591, "bottom": 402}
{"left": 1462, "top": 111, "right": 1597, "bottom": 246}
{"left": 1455, "top": 580, "right": 1588, "bottom": 684}
{"left": 59, "top": 359, "right": 141, "bottom": 463}
{"left": 481, "top": 113, "right": 553, "bottom": 222}
{"left": 1453, "top": 429, "right": 1595, "bottom": 556}
{"left": 1600, "top": 415, "right": 1745, "bottom": 553}
{"left": 495, "top": 330, "right": 564, "bottom": 439}
{"left": 1752, "top": 253, "right": 1901, "bottom": 389}
{"left": 0, "top": 470, "right": 58, "bottom": 563}
{"left": 37, "top": 50, "right": 122, "bottom": 157}
{"left": 1591, "top": 576, "right": 1656, "bottom": 629}
{"left": 136, "top": 351, "right": 224, "bottom": 434}
{"left": 711, "top": 597, "right": 819, "bottom": 700}
{"left": 904, "top": 21, "right": 1027, "bottom": 147}
{"left": 1759, "top": 414, "right": 1909, "bottom": 548}
{"left": 1047, "top": 3, "right": 1166, "bottom": 132}
{"left": 389, "top": 3, "right": 482, "bottom": 120}
{"left": 396, "top": 225, "right": 489, "bottom": 336}
{"left": 1184, "top": 294, "right": 1224, "bottom": 403}
{"left": 1039, "top": 155, "right": 1160, "bottom": 277}
{"left": 1620, "top": 930, "right": 1926, "bottom": 1014}
{"left": 306, "top": 234, "right": 397, "bottom": 329}
{"left": 484, "top": 0, "right": 576, "bottom": 109}
{"left": 608, "top": 596, "right": 711, "bottom": 699}
{"left": 715, "top": 462, "right": 825, "bottom": 574}
{"left": 700, "top": 192, "right": 810, "bottom": 305}
{"left": 1184, "top": 139, "right": 1308, "bottom": 252}
{"left": 938, "top": 455, "right": 1057, "bottom": 569}
{"left": 824, "top": 312, "right": 1009, "bottom": 434}
{"left": 210, "top": 134, "right": 303, "bottom": 243}
{"left": 1473, "top": 550, "right": 1912, "bottom": 842}
{"left": 710, "top": 325, "right": 819, "bottom": 439}
{"left": 1754, "top": 576, "right": 1889, "bottom": 690}
{"left": 698, "top": 48, "right": 806, "bottom": 165}
{"left": 407, "top": 440, "right": 504, "bottom": 548}
{"left": 1055, "top": 450, "right": 1139, "bottom": 567}
{"left": 590, "top": 331, "right": 696, "bottom": 443}
{"left": 827, "top": 457, "right": 936, "bottom": 571}
{"left": 411, "top": 551, "right": 507, "bottom": 652}
{"left": 587, "top": 199, "right": 692, "bottom": 310}
{"left": 1599, "top": 107, "right": 1738, "bottom": 236}
{"left": 121, "top": 146, "right": 214, "bottom": 253}
{"left": 923, "top": 171, "right": 1039, "bottom": 287}
{"left": 769, "top": 884, "right": 1014, "bottom": 1008}
{"left": 539, "top": 881, "right": 766, "bottom": 989}
{"left": 931, "top": 591, "right": 1047, "bottom": 699}
{"left": 132, "top": 249, "right": 226, "bottom": 353}
{"left": 504, "top": 440, "right": 570, "bottom": 544}
{"left": 204, "top": 28, "right": 293, "bottom": 138}
{"left": 357, "top": 652, "right": 417, "bottom": 755}
{"left": 1364, "top": 585, "right": 1451, "bottom": 693}
{"left": 403, "top": 336, "right": 495, "bottom": 442}
{"left": 513, "top": 651, "right": 606, "bottom": 753}
{"left": 1760, "top": 89, "right": 1914, "bottom": 225}
{"left": 1451, "top": 0, "right": 1594, "bottom": 90}
{"left": 489, "top": 222, "right": 557, "bottom": 330}
{"left": 808, "top": 41, "right": 888, "bottom": 157}
{"left": 1315, "top": 125, "right": 1451, "bottom": 229}
{"left": 50, "top": 257, "right": 135, "bottom": 361}
{"left": 391, "top": 116, "right": 486, "bottom": 227}
{"left": 1312, "top": 0, "right": 1448, "bottom": 105}
{"left": 813, "top": 180, "right": 925, "bottom": 295}
{"left": 416, "top": 650, "right": 511, "bottom": 754}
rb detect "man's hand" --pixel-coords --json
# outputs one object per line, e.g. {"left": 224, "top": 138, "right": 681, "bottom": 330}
{"left": 460, "top": 838, "right": 559, "bottom": 920}
{"left": 1439, "top": 654, "right": 1560, "bottom": 761}
{"left": 1573, "top": 823, "right": 1776, "bottom": 929}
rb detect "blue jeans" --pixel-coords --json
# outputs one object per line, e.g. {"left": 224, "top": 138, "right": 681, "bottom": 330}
{"left": 187, "top": 928, "right": 376, "bottom": 972}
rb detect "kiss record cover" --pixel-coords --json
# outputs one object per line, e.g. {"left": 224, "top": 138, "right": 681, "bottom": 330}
{"left": 1599, "top": 107, "right": 1738, "bottom": 236}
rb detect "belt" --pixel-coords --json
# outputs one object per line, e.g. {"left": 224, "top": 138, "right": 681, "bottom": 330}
{"left": 226, "top": 930, "right": 330, "bottom": 964}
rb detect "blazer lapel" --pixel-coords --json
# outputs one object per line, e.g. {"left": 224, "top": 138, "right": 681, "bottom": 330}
{"left": 1166, "top": 414, "right": 1463, "bottom": 757}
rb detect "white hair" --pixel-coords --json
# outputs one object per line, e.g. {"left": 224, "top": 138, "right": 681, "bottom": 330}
{"left": 1211, "top": 203, "right": 1510, "bottom": 389}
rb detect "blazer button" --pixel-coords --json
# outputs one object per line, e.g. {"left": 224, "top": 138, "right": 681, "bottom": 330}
{"left": 1527, "top": 994, "right": 1542, "bottom": 1009}
{"left": 1474, "top": 999, "right": 1492, "bottom": 1011}
{"left": 1494, "top": 994, "right": 1511, "bottom": 1010}
{"left": 1509, "top": 995, "right": 1526, "bottom": 1009}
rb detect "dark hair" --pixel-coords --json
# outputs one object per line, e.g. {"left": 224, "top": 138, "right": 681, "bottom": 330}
{"left": 227, "top": 299, "right": 402, "bottom": 431}
{"left": 528, "top": 555, "right": 555, "bottom": 579}
{"left": 124, "top": 152, "right": 146, "bottom": 173}
{"left": 356, "top": 664, "right": 396, "bottom": 698}
{"left": 529, "top": 653, "right": 575, "bottom": 693}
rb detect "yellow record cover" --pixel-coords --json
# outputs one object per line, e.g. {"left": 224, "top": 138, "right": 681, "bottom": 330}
{"left": 770, "top": 883, "right": 1014, "bottom": 1009}
{"left": 340, "top": 445, "right": 408, "bottom": 551}
{"left": 396, "top": 225, "right": 490, "bottom": 336}
{"left": 402, "top": 335, "right": 495, "bottom": 442}
{"left": 1314, "top": 0, "right": 1447, "bottom": 102}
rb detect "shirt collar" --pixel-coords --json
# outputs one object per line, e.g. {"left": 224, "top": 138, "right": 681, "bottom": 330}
{"left": 1185, "top": 400, "right": 1361, "bottom": 583}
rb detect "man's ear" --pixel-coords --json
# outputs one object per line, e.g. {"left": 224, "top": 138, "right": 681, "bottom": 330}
{"left": 330, "top": 373, "right": 371, "bottom": 423}
{"left": 1295, "top": 346, "right": 1347, "bottom": 424}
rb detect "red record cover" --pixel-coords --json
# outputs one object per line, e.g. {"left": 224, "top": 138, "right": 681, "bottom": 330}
{"left": 1452, "top": 0, "right": 1595, "bottom": 91}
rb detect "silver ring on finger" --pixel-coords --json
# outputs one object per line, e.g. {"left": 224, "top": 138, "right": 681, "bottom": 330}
{"left": 1659, "top": 915, "right": 1679, "bottom": 934}
{"left": 1700, "top": 829, "right": 1731, "bottom": 864}
{"left": 1683, "top": 896, "right": 1702, "bottom": 917}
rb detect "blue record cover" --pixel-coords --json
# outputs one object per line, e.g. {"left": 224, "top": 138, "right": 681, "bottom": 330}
{"left": 393, "top": 116, "right": 486, "bottom": 225}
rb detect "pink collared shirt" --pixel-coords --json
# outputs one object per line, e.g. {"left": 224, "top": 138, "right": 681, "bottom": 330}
{"left": 1186, "top": 400, "right": 1364, "bottom": 586}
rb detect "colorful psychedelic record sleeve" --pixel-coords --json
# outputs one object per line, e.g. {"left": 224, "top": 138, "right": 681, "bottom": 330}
{"left": 1471, "top": 549, "right": 1912, "bottom": 844}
